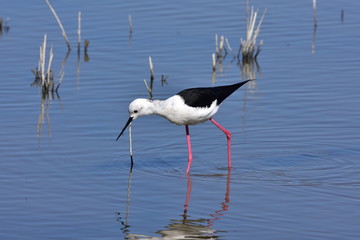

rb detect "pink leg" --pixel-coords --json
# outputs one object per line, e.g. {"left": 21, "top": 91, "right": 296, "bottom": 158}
{"left": 210, "top": 118, "right": 232, "bottom": 169}
{"left": 185, "top": 125, "right": 193, "bottom": 174}
{"left": 183, "top": 174, "right": 192, "bottom": 214}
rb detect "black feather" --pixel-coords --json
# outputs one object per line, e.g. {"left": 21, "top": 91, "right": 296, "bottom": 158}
{"left": 177, "top": 80, "right": 252, "bottom": 108}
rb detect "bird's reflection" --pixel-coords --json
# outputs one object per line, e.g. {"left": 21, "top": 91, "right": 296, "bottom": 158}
{"left": 117, "top": 169, "right": 232, "bottom": 239}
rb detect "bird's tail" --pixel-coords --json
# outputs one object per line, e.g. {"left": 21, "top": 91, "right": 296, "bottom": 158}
{"left": 213, "top": 79, "right": 253, "bottom": 105}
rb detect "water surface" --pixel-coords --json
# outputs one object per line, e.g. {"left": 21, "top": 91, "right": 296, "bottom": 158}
{"left": 0, "top": 0, "right": 359, "bottom": 239}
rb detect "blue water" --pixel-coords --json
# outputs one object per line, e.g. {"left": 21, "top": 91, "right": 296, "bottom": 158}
{"left": 1, "top": 0, "right": 360, "bottom": 239}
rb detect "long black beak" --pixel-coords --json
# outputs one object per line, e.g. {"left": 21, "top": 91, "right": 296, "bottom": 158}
{"left": 116, "top": 117, "right": 133, "bottom": 141}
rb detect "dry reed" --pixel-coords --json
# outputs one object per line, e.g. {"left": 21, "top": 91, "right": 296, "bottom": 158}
{"left": 143, "top": 56, "right": 154, "bottom": 99}
{"left": 240, "top": 6, "right": 266, "bottom": 61}
{"left": 31, "top": 34, "right": 60, "bottom": 95}
{"left": 77, "top": 11, "right": 81, "bottom": 51}
{"left": 44, "top": 0, "right": 71, "bottom": 50}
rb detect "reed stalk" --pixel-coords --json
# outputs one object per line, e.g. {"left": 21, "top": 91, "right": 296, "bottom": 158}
{"left": 41, "top": 34, "right": 47, "bottom": 86}
{"left": 148, "top": 56, "right": 154, "bottom": 95}
{"left": 218, "top": 35, "right": 224, "bottom": 57}
{"left": 313, "top": 0, "right": 317, "bottom": 27}
{"left": 215, "top": 34, "right": 226, "bottom": 58}
{"left": 46, "top": 45, "right": 54, "bottom": 88}
{"left": 149, "top": 56, "right": 154, "bottom": 81}
{"left": 128, "top": 15, "right": 133, "bottom": 35}
{"left": 225, "top": 38, "right": 236, "bottom": 58}
{"left": 77, "top": 11, "right": 81, "bottom": 51}
{"left": 215, "top": 34, "right": 219, "bottom": 53}
{"left": 240, "top": 6, "right": 266, "bottom": 60}
{"left": 143, "top": 79, "right": 151, "bottom": 93}
{"left": 143, "top": 56, "right": 154, "bottom": 99}
{"left": 44, "top": 0, "right": 71, "bottom": 50}
{"left": 32, "top": 34, "right": 60, "bottom": 94}
{"left": 84, "top": 39, "right": 90, "bottom": 62}
{"left": 212, "top": 53, "right": 216, "bottom": 72}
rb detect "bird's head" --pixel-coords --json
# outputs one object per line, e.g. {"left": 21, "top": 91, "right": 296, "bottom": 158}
{"left": 128, "top": 98, "right": 152, "bottom": 120}
{"left": 116, "top": 98, "right": 152, "bottom": 140}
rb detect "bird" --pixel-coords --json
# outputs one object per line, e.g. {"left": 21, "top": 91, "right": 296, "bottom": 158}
{"left": 116, "top": 79, "right": 252, "bottom": 174}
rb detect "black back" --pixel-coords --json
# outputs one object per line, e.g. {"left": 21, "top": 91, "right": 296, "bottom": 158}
{"left": 177, "top": 80, "right": 252, "bottom": 108}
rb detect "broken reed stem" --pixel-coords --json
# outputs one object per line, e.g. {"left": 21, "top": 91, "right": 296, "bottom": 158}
{"left": 149, "top": 56, "right": 154, "bottom": 80}
{"left": 313, "top": 0, "right": 317, "bottom": 27}
{"left": 212, "top": 53, "right": 216, "bottom": 71}
{"left": 41, "top": 34, "right": 47, "bottom": 86}
{"left": 37, "top": 48, "right": 41, "bottom": 73}
{"left": 255, "top": 9, "right": 266, "bottom": 37}
{"left": 247, "top": 7, "right": 257, "bottom": 40}
{"left": 84, "top": 39, "right": 90, "bottom": 51}
{"left": 246, "top": 0, "right": 249, "bottom": 27}
{"left": 225, "top": 38, "right": 236, "bottom": 58}
{"left": 84, "top": 39, "right": 90, "bottom": 62}
{"left": 219, "top": 35, "right": 224, "bottom": 57}
{"left": 241, "top": 6, "right": 266, "bottom": 60}
{"left": 47, "top": 45, "right": 54, "bottom": 87}
{"left": 143, "top": 79, "right": 151, "bottom": 93}
{"left": 215, "top": 34, "right": 226, "bottom": 58}
{"left": 33, "top": 34, "right": 60, "bottom": 93}
{"left": 78, "top": 11, "right": 81, "bottom": 51}
{"left": 143, "top": 56, "right": 154, "bottom": 99}
{"left": 149, "top": 56, "right": 154, "bottom": 91}
{"left": 215, "top": 34, "right": 219, "bottom": 53}
{"left": 128, "top": 15, "right": 133, "bottom": 34}
{"left": 44, "top": 0, "right": 71, "bottom": 50}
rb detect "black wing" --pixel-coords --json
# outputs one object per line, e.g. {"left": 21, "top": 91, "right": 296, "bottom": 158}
{"left": 177, "top": 88, "right": 218, "bottom": 108}
{"left": 177, "top": 80, "right": 252, "bottom": 108}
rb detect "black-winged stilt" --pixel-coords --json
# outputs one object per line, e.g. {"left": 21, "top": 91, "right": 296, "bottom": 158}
{"left": 117, "top": 79, "right": 252, "bottom": 174}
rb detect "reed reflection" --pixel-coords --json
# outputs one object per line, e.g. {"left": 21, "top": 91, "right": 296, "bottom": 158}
{"left": 312, "top": 24, "right": 317, "bottom": 55}
{"left": 311, "top": 0, "right": 317, "bottom": 54}
{"left": 117, "top": 169, "right": 232, "bottom": 239}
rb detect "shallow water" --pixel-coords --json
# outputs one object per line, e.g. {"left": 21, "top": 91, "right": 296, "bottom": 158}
{"left": 1, "top": 0, "right": 360, "bottom": 239}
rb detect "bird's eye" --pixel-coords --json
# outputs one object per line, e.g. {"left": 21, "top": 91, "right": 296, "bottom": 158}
{"left": 134, "top": 110, "right": 138, "bottom": 113}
